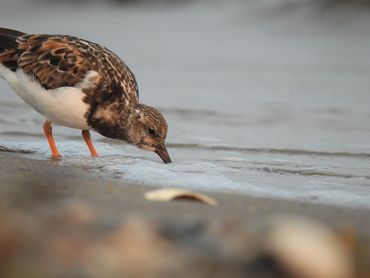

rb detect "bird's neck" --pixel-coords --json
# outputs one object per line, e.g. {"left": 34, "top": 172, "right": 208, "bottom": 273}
{"left": 86, "top": 101, "right": 137, "bottom": 141}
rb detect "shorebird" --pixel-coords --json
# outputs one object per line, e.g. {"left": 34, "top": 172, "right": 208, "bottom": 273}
{"left": 0, "top": 27, "right": 171, "bottom": 163}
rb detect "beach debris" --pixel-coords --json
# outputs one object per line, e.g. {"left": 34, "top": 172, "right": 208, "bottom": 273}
{"left": 144, "top": 188, "right": 218, "bottom": 206}
{"left": 48, "top": 201, "right": 95, "bottom": 228}
{"left": 261, "top": 217, "right": 354, "bottom": 278}
{"left": 0, "top": 145, "right": 15, "bottom": 152}
{"left": 83, "top": 218, "right": 183, "bottom": 277}
{"left": 0, "top": 145, "right": 33, "bottom": 153}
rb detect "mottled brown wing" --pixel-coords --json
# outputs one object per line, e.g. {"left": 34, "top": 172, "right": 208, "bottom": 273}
{"left": 16, "top": 35, "right": 90, "bottom": 90}
{"left": 1, "top": 32, "right": 139, "bottom": 102}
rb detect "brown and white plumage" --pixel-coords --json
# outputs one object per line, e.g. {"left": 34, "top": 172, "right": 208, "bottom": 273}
{"left": 0, "top": 27, "right": 171, "bottom": 163}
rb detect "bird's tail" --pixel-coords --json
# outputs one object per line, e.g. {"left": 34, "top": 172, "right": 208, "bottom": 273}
{"left": 0, "top": 28, "right": 26, "bottom": 71}
{"left": 0, "top": 27, "right": 25, "bottom": 52}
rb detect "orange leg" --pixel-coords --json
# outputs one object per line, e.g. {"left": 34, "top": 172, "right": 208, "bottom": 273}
{"left": 82, "top": 130, "right": 98, "bottom": 157}
{"left": 43, "top": 121, "right": 61, "bottom": 160}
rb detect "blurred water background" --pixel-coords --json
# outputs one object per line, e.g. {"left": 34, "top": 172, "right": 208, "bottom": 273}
{"left": 0, "top": 0, "right": 370, "bottom": 208}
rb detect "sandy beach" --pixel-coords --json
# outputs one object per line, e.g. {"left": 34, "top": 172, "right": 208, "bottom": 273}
{"left": 1, "top": 151, "right": 370, "bottom": 232}
{"left": 0, "top": 150, "right": 369, "bottom": 277}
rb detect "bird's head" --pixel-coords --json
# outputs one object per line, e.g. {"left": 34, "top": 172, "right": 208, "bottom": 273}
{"left": 127, "top": 104, "right": 171, "bottom": 163}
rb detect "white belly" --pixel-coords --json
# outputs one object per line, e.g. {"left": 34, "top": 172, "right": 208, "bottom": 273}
{"left": 0, "top": 64, "right": 90, "bottom": 130}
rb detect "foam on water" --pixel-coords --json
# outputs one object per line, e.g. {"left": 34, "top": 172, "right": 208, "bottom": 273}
{"left": 2, "top": 137, "right": 370, "bottom": 209}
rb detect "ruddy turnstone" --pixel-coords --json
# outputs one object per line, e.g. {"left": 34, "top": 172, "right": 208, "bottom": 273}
{"left": 0, "top": 27, "right": 171, "bottom": 163}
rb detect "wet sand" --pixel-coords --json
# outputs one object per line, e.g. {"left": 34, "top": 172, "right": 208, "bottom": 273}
{"left": 0, "top": 151, "right": 369, "bottom": 277}
{"left": 1, "top": 151, "right": 369, "bottom": 234}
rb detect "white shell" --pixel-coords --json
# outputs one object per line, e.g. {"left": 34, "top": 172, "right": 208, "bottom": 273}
{"left": 265, "top": 217, "right": 354, "bottom": 278}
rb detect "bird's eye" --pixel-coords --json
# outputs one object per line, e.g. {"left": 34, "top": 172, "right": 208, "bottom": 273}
{"left": 147, "top": 128, "right": 156, "bottom": 136}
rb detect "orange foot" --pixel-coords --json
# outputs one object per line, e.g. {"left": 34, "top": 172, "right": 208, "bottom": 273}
{"left": 51, "top": 154, "right": 62, "bottom": 161}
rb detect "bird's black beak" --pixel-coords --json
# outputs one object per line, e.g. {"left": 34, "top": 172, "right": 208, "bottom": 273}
{"left": 155, "top": 144, "right": 172, "bottom": 164}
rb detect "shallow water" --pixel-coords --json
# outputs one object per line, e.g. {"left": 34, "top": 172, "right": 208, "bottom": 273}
{"left": 1, "top": 0, "right": 370, "bottom": 208}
